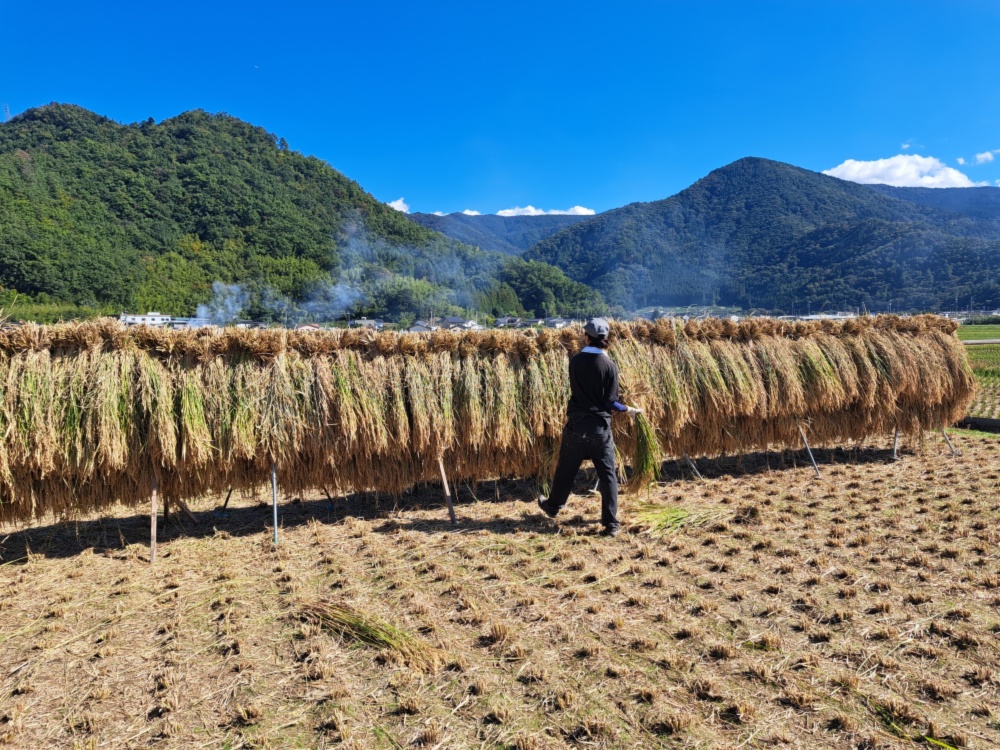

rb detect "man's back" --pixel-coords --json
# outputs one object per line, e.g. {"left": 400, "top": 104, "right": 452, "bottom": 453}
{"left": 567, "top": 350, "right": 620, "bottom": 421}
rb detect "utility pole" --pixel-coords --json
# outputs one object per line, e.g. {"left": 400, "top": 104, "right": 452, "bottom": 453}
{"left": 3, "top": 104, "right": 9, "bottom": 123}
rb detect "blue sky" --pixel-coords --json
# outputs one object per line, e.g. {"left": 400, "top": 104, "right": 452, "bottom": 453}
{"left": 4, "top": 1, "right": 1000, "bottom": 215}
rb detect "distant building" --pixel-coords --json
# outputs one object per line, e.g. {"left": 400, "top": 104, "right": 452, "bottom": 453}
{"left": 494, "top": 316, "right": 523, "bottom": 328}
{"left": 520, "top": 318, "right": 545, "bottom": 328}
{"left": 544, "top": 317, "right": 571, "bottom": 329}
{"left": 294, "top": 323, "right": 321, "bottom": 331}
{"left": 799, "top": 313, "right": 857, "bottom": 321}
{"left": 348, "top": 318, "right": 384, "bottom": 330}
{"left": 168, "top": 317, "right": 212, "bottom": 329}
{"left": 408, "top": 321, "right": 439, "bottom": 333}
{"left": 442, "top": 316, "right": 481, "bottom": 331}
{"left": 120, "top": 312, "right": 171, "bottom": 327}
{"left": 234, "top": 320, "right": 268, "bottom": 329}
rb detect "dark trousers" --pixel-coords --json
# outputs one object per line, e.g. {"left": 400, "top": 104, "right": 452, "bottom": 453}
{"left": 544, "top": 415, "right": 619, "bottom": 528}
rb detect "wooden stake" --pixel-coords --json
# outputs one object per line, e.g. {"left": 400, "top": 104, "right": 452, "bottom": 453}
{"left": 438, "top": 455, "right": 457, "bottom": 526}
{"left": 271, "top": 462, "right": 279, "bottom": 545}
{"left": 173, "top": 497, "right": 198, "bottom": 524}
{"left": 798, "top": 424, "right": 821, "bottom": 478}
{"left": 940, "top": 428, "right": 960, "bottom": 457}
{"left": 150, "top": 474, "right": 158, "bottom": 564}
{"left": 682, "top": 453, "right": 704, "bottom": 481}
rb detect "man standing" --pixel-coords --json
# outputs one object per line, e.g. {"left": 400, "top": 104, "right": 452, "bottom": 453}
{"left": 538, "top": 318, "right": 640, "bottom": 537}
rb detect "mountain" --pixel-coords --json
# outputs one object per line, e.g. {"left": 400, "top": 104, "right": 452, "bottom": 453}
{"left": 525, "top": 157, "right": 1000, "bottom": 312}
{"left": 867, "top": 184, "right": 1000, "bottom": 225}
{"left": 408, "top": 212, "right": 591, "bottom": 254}
{"left": 0, "top": 104, "right": 601, "bottom": 321}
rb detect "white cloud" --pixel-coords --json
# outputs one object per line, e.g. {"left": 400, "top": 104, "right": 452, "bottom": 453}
{"left": 432, "top": 211, "right": 445, "bottom": 216}
{"left": 996, "top": 179, "right": 1000, "bottom": 187}
{"left": 461, "top": 209, "right": 481, "bottom": 216}
{"left": 823, "top": 154, "right": 984, "bottom": 188}
{"left": 388, "top": 197, "right": 410, "bottom": 213}
{"left": 901, "top": 143, "right": 911, "bottom": 150}
{"left": 976, "top": 151, "right": 995, "bottom": 164}
{"left": 496, "top": 205, "right": 596, "bottom": 217}
{"left": 957, "top": 157, "right": 966, "bottom": 165}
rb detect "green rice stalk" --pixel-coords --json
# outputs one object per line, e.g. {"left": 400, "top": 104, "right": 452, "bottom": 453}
{"left": 624, "top": 411, "right": 663, "bottom": 494}
{"left": 302, "top": 599, "right": 444, "bottom": 673}
{"left": 634, "top": 502, "right": 729, "bottom": 537}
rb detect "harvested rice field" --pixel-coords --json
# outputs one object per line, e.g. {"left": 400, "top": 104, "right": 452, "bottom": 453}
{"left": 967, "top": 345, "right": 1000, "bottom": 420}
{"left": 1, "top": 430, "right": 998, "bottom": 749}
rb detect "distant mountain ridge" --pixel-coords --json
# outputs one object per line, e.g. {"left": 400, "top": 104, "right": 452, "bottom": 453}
{"left": 525, "top": 158, "right": 1000, "bottom": 312}
{"left": 409, "top": 212, "right": 591, "bottom": 254}
{"left": 866, "top": 184, "right": 1000, "bottom": 225}
{"left": 0, "top": 103, "right": 601, "bottom": 320}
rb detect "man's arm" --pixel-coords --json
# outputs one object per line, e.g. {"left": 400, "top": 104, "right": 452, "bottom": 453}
{"left": 604, "top": 360, "right": 627, "bottom": 412}
{"left": 605, "top": 360, "right": 641, "bottom": 415}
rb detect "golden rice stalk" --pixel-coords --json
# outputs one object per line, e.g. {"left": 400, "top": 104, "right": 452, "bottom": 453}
{"left": 0, "top": 315, "right": 977, "bottom": 525}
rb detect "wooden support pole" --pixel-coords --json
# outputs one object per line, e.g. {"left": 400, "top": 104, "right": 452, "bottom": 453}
{"left": 940, "top": 428, "right": 960, "bottom": 457}
{"left": 173, "top": 497, "right": 198, "bottom": 524}
{"left": 682, "top": 453, "right": 704, "bottom": 481}
{"left": 438, "top": 455, "right": 457, "bottom": 526}
{"left": 271, "top": 462, "right": 279, "bottom": 545}
{"left": 150, "top": 474, "right": 158, "bottom": 564}
{"left": 798, "top": 425, "right": 821, "bottom": 478}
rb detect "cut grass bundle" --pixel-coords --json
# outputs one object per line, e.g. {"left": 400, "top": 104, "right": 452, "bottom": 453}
{"left": 301, "top": 599, "right": 444, "bottom": 673}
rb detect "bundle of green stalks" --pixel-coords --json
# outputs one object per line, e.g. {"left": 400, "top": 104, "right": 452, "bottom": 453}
{"left": 301, "top": 599, "right": 444, "bottom": 673}
{"left": 624, "top": 411, "right": 663, "bottom": 494}
{"left": 633, "top": 502, "right": 730, "bottom": 536}
{"left": 0, "top": 315, "right": 975, "bottom": 525}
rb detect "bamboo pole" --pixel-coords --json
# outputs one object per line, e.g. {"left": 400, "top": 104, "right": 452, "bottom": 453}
{"left": 940, "top": 428, "right": 960, "bottom": 457}
{"left": 173, "top": 497, "right": 198, "bottom": 524}
{"left": 271, "top": 462, "right": 279, "bottom": 545}
{"left": 150, "top": 475, "right": 158, "bottom": 564}
{"left": 682, "top": 453, "right": 704, "bottom": 481}
{"left": 438, "top": 455, "right": 457, "bottom": 526}
{"left": 892, "top": 428, "right": 900, "bottom": 461}
{"left": 798, "top": 425, "right": 821, "bottom": 478}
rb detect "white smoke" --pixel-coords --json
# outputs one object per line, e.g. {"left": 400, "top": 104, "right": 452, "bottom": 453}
{"left": 196, "top": 282, "right": 249, "bottom": 324}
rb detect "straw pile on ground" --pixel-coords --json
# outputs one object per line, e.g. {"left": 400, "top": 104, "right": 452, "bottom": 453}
{"left": 0, "top": 315, "right": 975, "bottom": 525}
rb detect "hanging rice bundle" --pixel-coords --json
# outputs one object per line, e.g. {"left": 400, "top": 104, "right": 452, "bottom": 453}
{"left": 0, "top": 315, "right": 975, "bottom": 525}
{"left": 624, "top": 411, "right": 663, "bottom": 494}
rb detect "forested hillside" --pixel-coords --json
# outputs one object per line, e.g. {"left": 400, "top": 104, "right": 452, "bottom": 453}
{"left": 409, "top": 212, "right": 591, "bottom": 254}
{"left": 867, "top": 184, "right": 1000, "bottom": 225}
{"left": 526, "top": 158, "right": 1000, "bottom": 312}
{"left": 0, "top": 104, "right": 602, "bottom": 321}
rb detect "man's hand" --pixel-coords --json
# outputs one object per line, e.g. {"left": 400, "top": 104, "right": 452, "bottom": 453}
{"left": 625, "top": 405, "right": 643, "bottom": 415}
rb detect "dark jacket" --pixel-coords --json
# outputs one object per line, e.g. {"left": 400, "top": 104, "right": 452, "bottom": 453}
{"left": 567, "top": 348, "right": 624, "bottom": 427}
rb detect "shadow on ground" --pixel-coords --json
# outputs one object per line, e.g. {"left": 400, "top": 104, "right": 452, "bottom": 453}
{"left": 0, "top": 445, "right": 913, "bottom": 562}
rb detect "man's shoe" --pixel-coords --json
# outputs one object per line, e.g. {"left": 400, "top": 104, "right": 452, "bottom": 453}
{"left": 599, "top": 525, "right": 620, "bottom": 538}
{"left": 537, "top": 496, "right": 558, "bottom": 519}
